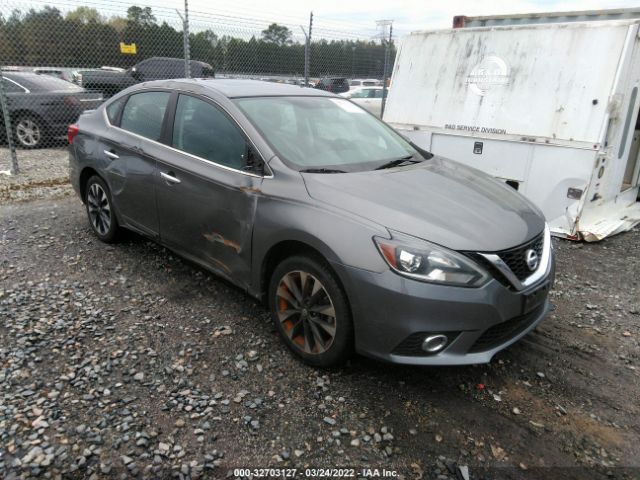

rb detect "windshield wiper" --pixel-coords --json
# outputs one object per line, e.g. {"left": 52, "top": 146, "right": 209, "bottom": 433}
{"left": 299, "top": 168, "right": 346, "bottom": 174}
{"left": 375, "top": 155, "right": 421, "bottom": 170}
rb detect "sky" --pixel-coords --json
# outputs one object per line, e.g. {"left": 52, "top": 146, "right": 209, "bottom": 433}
{"left": 9, "top": 0, "right": 640, "bottom": 40}
{"left": 170, "top": 0, "right": 640, "bottom": 37}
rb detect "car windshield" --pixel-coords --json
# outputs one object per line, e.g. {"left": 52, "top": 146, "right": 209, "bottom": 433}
{"left": 234, "top": 96, "right": 423, "bottom": 172}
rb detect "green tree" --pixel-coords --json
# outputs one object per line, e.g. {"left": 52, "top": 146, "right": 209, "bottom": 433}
{"left": 261, "top": 23, "right": 291, "bottom": 47}
{"left": 108, "top": 16, "right": 127, "bottom": 34}
{"left": 126, "top": 6, "right": 155, "bottom": 27}
{"left": 66, "top": 7, "right": 104, "bottom": 24}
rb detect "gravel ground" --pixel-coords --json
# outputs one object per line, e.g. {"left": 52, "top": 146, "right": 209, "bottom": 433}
{"left": 0, "top": 147, "right": 72, "bottom": 203}
{"left": 1, "top": 195, "right": 639, "bottom": 480}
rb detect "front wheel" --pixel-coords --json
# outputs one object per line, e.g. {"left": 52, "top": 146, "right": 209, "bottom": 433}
{"left": 84, "top": 175, "right": 120, "bottom": 243}
{"left": 269, "top": 255, "right": 353, "bottom": 367}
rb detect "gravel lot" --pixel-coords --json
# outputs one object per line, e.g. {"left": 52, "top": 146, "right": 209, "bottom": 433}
{"left": 0, "top": 147, "right": 72, "bottom": 203}
{"left": 1, "top": 189, "right": 639, "bottom": 479}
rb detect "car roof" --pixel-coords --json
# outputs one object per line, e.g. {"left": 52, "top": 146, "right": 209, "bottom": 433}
{"left": 3, "top": 71, "right": 41, "bottom": 79}
{"left": 143, "top": 56, "right": 210, "bottom": 66}
{"left": 139, "top": 78, "right": 336, "bottom": 98}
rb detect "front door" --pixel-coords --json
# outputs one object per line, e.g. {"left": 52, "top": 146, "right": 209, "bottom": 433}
{"left": 155, "top": 93, "right": 263, "bottom": 287}
{"left": 103, "top": 90, "right": 171, "bottom": 237}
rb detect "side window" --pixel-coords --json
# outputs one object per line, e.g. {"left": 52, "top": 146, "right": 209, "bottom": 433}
{"left": 172, "top": 94, "right": 247, "bottom": 170}
{"left": 166, "top": 61, "right": 184, "bottom": 78}
{"left": 120, "top": 91, "right": 170, "bottom": 141}
{"left": 136, "top": 59, "right": 162, "bottom": 79}
{"left": 106, "top": 96, "right": 127, "bottom": 125}
{"left": 373, "top": 89, "right": 384, "bottom": 99}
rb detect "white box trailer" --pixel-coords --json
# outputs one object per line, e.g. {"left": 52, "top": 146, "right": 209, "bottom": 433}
{"left": 384, "top": 19, "right": 640, "bottom": 241}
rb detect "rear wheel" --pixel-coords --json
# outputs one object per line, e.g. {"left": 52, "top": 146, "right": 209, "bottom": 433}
{"left": 269, "top": 255, "right": 353, "bottom": 367}
{"left": 84, "top": 175, "right": 120, "bottom": 243}
{"left": 14, "top": 115, "right": 44, "bottom": 148}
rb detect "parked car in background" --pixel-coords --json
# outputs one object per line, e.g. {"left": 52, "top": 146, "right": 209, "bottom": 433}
{"left": 350, "top": 78, "right": 381, "bottom": 87}
{"left": 69, "top": 79, "right": 554, "bottom": 368}
{"left": 314, "top": 77, "right": 350, "bottom": 94}
{"left": 77, "top": 57, "right": 214, "bottom": 98}
{"left": 33, "top": 67, "right": 76, "bottom": 83}
{"left": 341, "top": 86, "right": 385, "bottom": 116}
{"left": 1, "top": 72, "right": 102, "bottom": 148}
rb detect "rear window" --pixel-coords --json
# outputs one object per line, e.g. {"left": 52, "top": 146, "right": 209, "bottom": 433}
{"left": 106, "top": 96, "right": 127, "bottom": 125}
{"left": 1, "top": 77, "right": 26, "bottom": 93}
{"left": 120, "top": 91, "right": 171, "bottom": 141}
{"left": 18, "top": 74, "right": 81, "bottom": 91}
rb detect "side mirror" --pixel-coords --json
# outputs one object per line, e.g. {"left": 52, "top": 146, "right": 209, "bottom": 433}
{"left": 129, "top": 67, "right": 141, "bottom": 80}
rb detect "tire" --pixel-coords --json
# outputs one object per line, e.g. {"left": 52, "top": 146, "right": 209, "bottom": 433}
{"left": 269, "top": 254, "right": 354, "bottom": 367}
{"left": 13, "top": 115, "right": 45, "bottom": 149}
{"left": 84, "top": 175, "right": 121, "bottom": 243}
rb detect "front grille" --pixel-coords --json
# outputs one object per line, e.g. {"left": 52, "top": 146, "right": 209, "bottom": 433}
{"left": 468, "top": 304, "right": 544, "bottom": 353}
{"left": 496, "top": 232, "right": 544, "bottom": 281}
{"left": 392, "top": 332, "right": 459, "bottom": 356}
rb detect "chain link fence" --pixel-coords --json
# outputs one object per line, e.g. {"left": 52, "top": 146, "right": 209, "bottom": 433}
{"left": 0, "top": 0, "right": 396, "bottom": 175}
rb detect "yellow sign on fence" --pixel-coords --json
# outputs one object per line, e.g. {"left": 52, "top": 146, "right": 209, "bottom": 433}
{"left": 119, "top": 42, "right": 137, "bottom": 54}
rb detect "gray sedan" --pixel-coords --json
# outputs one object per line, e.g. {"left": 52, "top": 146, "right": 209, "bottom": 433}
{"left": 1, "top": 72, "right": 103, "bottom": 148}
{"left": 69, "top": 79, "right": 555, "bottom": 367}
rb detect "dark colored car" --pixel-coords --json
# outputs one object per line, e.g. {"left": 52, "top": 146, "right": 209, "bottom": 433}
{"left": 314, "top": 77, "right": 350, "bottom": 94}
{"left": 78, "top": 57, "right": 215, "bottom": 98}
{"left": 33, "top": 67, "right": 76, "bottom": 83}
{"left": 69, "top": 79, "right": 554, "bottom": 368}
{"left": 1, "top": 72, "right": 103, "bottom": 148}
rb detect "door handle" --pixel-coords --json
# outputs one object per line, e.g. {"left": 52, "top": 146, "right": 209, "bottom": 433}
{"left": 104, "top": 149, "right": 119, "bottom": 159}
{"left": 160, "top": 171, "right": 181, "bottom": 184}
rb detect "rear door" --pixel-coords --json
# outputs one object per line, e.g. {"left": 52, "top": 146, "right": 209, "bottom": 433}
{"left": 102, "top": 90, "right": 171, "bottom": 237}
{"left": 155, "top": 93, "right": 264, "bottom": 287}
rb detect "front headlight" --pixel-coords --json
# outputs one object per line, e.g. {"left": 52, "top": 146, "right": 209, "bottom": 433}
{"left": 374, "top": 232, "right": 489, "bottom": 287}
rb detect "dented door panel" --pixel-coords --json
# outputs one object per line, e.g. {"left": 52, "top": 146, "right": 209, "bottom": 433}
{"left": 103, "top": 135, "right": 159, "bottom": 237}
{"left": 155, "top": 150, "right": 261, "bottom": 288}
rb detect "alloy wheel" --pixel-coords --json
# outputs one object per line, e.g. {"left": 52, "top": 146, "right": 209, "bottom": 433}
{"left": 16, "top": 119, "right": 41, "bottom": 147}
{"left": 275, "top": 270, "right": 337, "bottom": 354}
{"left": 87, "top": 183, "right": 111, "bottom": 236}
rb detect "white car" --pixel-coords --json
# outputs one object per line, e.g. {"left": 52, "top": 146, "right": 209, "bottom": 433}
{"left": 341, "top": 86, "right": 385, "bottom": 116}
{"left": 350, "top": 78, "right": 381, "bottom": 87}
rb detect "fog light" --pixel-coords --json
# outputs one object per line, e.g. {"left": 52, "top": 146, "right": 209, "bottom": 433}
{"left": 421, "top": 334, "right": 448, "bottom": 353}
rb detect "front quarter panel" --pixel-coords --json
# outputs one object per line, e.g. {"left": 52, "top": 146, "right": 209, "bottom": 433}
{"left": 251, "top": 160, "right": 391, "bottom": 296}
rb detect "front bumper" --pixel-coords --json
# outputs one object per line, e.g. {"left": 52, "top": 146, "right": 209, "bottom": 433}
{"left": 332, "top": 251, "right": 555, "bottom": 366}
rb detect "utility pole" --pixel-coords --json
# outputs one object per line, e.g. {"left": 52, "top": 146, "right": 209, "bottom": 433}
{"left": 0, "top": 68, "right": 18, "bottom": 175}
{"left": 176, "top": 0, "right": 191, "bottom": 78}
{"left": 376, "top": 19, "right": 393, "bottom": 118}
{"left": 351, "top": 45, "right": 356, "bottom": 79}
{"left": 300, "top": 12, "right": 313, "bottom": 87}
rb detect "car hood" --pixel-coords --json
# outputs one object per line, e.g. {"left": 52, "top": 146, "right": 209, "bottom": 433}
{"left": 301, "top": 157, "right": 546, "bottom": 252}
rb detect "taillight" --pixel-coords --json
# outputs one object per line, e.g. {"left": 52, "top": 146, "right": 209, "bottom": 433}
{"left": 68, "top": 124, "right": 79, "bottom": 144}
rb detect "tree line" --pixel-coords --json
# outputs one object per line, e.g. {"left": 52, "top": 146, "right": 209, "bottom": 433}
{"left": 0, "top": 6, "right": 396, "bottom": 78}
